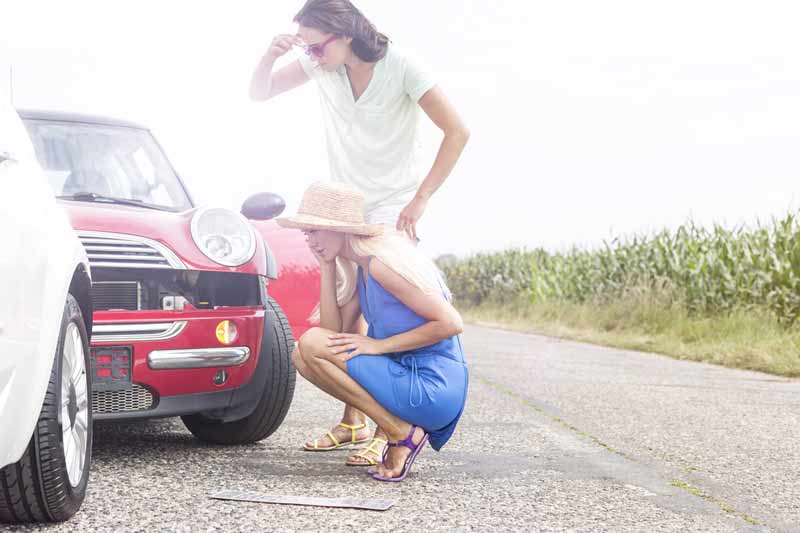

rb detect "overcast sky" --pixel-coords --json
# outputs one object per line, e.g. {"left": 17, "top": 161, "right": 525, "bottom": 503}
{"left": 3, "top": 1, "right": 800, "bottom": 257}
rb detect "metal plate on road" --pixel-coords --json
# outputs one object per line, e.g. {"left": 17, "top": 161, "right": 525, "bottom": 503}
{"left": 208, "top": 489, "right": 394, "bottom": 511}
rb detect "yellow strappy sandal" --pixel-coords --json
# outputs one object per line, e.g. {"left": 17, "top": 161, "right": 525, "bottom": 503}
{"left": 303, "top": 422, "right": 370, "bottom": 451}
{"left": 346, "top": 437, "right": 388, "bottom": 466}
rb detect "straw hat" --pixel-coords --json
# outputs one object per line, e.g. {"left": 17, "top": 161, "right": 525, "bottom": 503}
{"left": 276, "top": 181, "right": 384, "bottom": 236}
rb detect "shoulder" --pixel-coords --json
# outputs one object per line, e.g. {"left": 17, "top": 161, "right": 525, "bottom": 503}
{"left": 368, "top": 257, "right": 413, "bottom": 294}
{"left": 385, "top": 44, "right": 436, "bottom": 100}
{"left": 389, "top": 43, "right": 433, "bottom": 68}
{"left": 383, "top": 44, "right": 416, "bottom": 72}
{"left": 369, "top": 257, "right": 422, "bottom": 302}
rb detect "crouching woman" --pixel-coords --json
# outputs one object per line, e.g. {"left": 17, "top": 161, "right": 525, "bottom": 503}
{"left": 277, "top": 181, "right": 469, "bottom": 482}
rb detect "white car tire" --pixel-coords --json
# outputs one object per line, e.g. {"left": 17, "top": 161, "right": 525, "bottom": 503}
{"left": 0, "top": 294, "right": 92, "bottom": 524}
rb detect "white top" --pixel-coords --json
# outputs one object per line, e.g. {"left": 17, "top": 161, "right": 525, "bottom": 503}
{"left": 299, "top": 45, "right": 436, "bottom": 225}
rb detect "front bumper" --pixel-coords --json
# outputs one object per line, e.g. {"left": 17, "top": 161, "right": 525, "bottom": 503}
{"left": 93, "top": 385, "right": 244, "bottom": 422}
{"left": 90, "top": 307, "right": 268, "bottom": 420}
{"left": 148, "top": 347, "right": 250, "bottom": 369}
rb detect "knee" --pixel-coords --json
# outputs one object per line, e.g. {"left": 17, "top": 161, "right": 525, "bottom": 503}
{"left": 298, "top": 327, "right": 328, "bottom": 363}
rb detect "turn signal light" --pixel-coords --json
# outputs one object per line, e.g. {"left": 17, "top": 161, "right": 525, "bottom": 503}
{"left": 215, "top": 320, "right": 238, "bottom": 345}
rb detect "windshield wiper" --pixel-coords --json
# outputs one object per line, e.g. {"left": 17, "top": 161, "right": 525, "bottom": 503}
{"left": 57, "top": 192, "right": 167, "bottom": 211}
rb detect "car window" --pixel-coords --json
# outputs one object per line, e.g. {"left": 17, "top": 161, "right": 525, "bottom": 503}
{"left": 22, "top": 119, "right": 192, "bottom": 211}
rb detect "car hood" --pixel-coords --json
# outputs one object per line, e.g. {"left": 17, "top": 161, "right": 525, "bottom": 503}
{"left": 59, "top": 200, "right": 266, "bottom": 274}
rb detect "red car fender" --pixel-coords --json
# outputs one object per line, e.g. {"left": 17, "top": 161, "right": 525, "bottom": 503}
{"left": 252, "top": 220, "right": 320, "bottom": 339}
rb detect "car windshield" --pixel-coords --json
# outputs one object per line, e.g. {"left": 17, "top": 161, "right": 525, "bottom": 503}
{"left": 23, "top": 119, "right": 192, "bottom": 211}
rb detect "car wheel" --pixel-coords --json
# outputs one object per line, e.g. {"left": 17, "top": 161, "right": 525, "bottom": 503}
{"left": 181, "top": 296, "right": 296, "bottom": 445}
{"left": 0, "top": 294, "right": 92, "bottom": 524}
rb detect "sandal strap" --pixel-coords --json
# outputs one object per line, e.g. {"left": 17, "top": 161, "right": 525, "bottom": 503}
{"left": 326, "top": 431, "right": 340, "bottom": 447}
{"left": 363, "top": 438, "right": 388, "bottom": 456}
{"left": 350, "top": 452, "right": 378, "bottom": 466}
{"left": 386, "top": 425, "right": 423, "bottom": 452}
{"left": 337, "top": 422, "right": 366, "bottom": 444}
{"left": 349, "top": 438, "right": 387, "bottom": 465}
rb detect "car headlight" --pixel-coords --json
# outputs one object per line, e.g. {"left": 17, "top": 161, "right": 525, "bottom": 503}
{"left": 190, "top": 207, "right": 256, "bottom": 266}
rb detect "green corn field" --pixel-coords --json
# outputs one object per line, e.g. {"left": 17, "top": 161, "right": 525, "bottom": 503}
{"left": 439, "top": 213, "right": 800, "bottom": 326}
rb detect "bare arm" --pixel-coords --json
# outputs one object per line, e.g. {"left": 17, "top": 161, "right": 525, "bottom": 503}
{"left": 249, "top": 34, "right": 311, "bottom": 101}
{"left": 339, "top": 290, "right": 362, "bottom": 334}
{"left": 317, "top": 261, "right": 362, "bottom": 333}
{"left": 326, "top": 258, "right": 463, "bottom": 358}
{"left": 396, "top": 86, "right": 471, "bottom": 239}
{"left": 416, "top": 86, "right": 471, "bottom": 199}
{"left": 250, "top": 59, "right": 310, "bottom": 101}
{"left": 369, "top": 258, "right": 463, "bottom": 354}
{"left": 317, "top": 262, "right": 343, "bottom": 332}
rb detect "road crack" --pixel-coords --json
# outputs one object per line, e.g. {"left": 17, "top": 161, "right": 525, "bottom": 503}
{"left": 670, "top": 481, "right": 759, "bottom": 526}
{"left": 476, "top": 373, "right": 761, "bottom": 527}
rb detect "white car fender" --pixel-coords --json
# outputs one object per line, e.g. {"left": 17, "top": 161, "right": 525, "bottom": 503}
{"left": 0, "top": 149, "right": 90, "bottom": 468}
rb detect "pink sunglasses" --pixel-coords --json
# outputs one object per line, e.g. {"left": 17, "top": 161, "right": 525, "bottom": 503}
{"left": 302, "top": 35, "right": 338, "bottom": 58}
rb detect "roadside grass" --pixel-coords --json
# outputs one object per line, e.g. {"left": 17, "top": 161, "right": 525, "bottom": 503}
{"left": 460, "top": 293, "right": 800, "bottom": 378}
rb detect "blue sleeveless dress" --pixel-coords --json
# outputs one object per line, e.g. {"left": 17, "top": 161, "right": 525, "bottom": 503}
{"left": 346, "top": 261, "right": 469, "bottom": 450}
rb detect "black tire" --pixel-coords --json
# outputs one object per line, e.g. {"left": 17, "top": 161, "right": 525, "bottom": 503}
{"left": 0, "top": 294, "right": 92, "bottom": 524}
{"left": 181, "top": 297, "right": 296, "bottom": 445}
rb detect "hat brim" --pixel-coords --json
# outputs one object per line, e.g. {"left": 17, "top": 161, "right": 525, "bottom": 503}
{"left": 275, "top": 213, "right": 384, "bottom": 236}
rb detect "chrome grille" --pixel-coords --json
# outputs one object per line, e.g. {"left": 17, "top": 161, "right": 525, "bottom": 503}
{"left": 91, "top": 321, "right": 187, "bottom": 343}
{"left": 92, "top": 384, "right": 156, "bottom": 414}
{"left": 77, "top": 231, "right": 186, "bottom": 269}
{"left": 92, "top": 281, "right": 141, "bottom": 311}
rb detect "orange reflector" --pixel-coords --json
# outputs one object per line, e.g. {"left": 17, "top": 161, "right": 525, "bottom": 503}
{"left": 215, "top": 320, "right": 238, "bottom": 345}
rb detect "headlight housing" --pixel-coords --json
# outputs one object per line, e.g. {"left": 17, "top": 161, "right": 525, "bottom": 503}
{"left": 190, "top": 207, "right": 256, "bottom": 266}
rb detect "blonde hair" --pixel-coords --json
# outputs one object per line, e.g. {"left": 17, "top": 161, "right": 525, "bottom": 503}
{"left": 308, "top": 231, "right": 451, "bottom": 324}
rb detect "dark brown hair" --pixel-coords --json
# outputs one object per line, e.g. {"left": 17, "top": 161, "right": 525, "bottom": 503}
{"left": 294, "top": 0, "right": 389, "bottom": 62}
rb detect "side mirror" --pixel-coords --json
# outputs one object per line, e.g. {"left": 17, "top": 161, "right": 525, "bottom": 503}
{"left": 241, "top": 192, "right": 286, "bottom": 221}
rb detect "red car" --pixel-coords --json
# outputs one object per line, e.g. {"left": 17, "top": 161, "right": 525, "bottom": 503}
{"left": 19, "top": 109, "right": 319, "bottom": 445}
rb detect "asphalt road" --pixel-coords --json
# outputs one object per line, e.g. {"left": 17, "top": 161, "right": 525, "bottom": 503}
{"left": 8, "top": 324, "right": 799, "bottom": 532}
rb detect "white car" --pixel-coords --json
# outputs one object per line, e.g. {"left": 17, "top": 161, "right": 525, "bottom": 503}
{"left": 0, "top": 100, "right": 93, "bottom": 523}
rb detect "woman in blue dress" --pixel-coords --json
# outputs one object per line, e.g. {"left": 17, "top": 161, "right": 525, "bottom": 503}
{"left": 278, "top": 181, "right": 469, "bottom": 482}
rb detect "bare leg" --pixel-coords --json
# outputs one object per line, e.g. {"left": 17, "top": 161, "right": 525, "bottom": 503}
{"left": 341, "top": 315, "right": 369, "bottom": 424}
{"left": 301, "top": 316, "right": 372, "bottom": 449}
{"left": 296, "top": 327, "right": 426, "bottom": 478}
{"left": 295, "top": 347, "right": 371, "bottom": 448}
{"left": 343, "top": 315, "right": 388, "bottom": 465}
{"left": 296, "top": 328, "right": 409, "bottom": 438}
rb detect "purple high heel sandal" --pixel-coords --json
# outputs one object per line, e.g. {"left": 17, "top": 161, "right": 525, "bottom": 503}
{"left": 370, "top": 425, "right": 429, "bottom": 482}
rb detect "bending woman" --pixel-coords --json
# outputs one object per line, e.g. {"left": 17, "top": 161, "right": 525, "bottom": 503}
{"left": 278, "top": 181, "right": 469, "bottom": 481}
